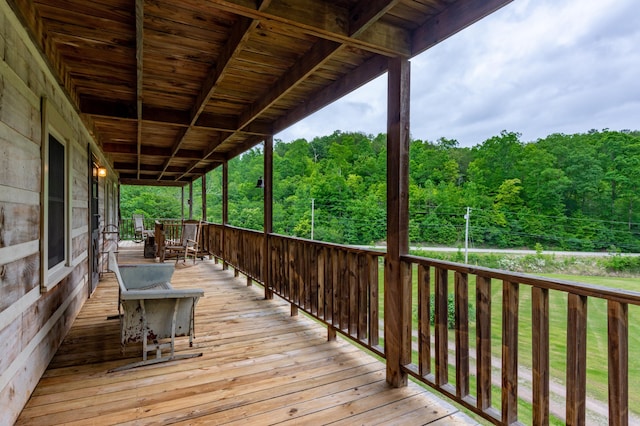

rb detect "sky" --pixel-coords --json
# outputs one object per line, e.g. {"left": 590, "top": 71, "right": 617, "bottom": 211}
{"left": 275, "top": 0, "right": 640, "bottom": 147}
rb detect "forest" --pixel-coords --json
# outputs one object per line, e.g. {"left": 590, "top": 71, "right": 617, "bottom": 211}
{"left": 121, "top": 129, "right": 640, "bottom": 252}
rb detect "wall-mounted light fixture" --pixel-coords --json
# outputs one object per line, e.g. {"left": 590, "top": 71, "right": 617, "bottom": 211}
{"left": 97, "top": 167, "right": 107, "bottom": 177}
{"left": 256, "top": 177, "right": 264, "bottom": 188}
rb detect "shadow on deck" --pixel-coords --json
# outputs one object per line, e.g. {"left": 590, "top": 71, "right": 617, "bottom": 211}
{"left": 17, "top": 245, "right": 474, "bottom": 425}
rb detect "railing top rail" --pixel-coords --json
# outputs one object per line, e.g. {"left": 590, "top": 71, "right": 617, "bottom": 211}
{"left": 269, "top": 233, "right": 386, "bottom": 256}
{"left": 403, "top": 254, "right": 640, "bottom": 305}
{"left": 214, "top": 224, "right": 386, "bottom": 256}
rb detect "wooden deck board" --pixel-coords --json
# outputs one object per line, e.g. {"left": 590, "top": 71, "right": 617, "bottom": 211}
{"left": 17, "top": 246, "right": 469, "bottom": 425}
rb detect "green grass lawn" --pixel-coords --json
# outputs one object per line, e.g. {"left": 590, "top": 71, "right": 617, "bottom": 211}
{"left": 379, "top": 266, "right": 640, "bottom": 423}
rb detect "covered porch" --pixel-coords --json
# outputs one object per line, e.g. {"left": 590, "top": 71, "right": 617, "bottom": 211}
{"left": 16, "top": 244, "right": 469, "bottom": 425}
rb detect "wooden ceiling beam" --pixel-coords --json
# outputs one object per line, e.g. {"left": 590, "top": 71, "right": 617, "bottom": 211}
{"left": 206, "top": 0, "right": 410, "bottom": 57}
{"left": 349, "top": 0, "right": 400, "bottom": 37}
{"left": 413, "top": 0, "right": 513, "bottom": 55}
{"left": 119, "top": 178, "right": 188, "bottom": 187}
{"left": 160, "top": 15, "right": 257, "bottom": 181}
{"left": 238, "top": 38, "right": 341, "bottom": 130}
{"left": 103, "top": 142, "right": 224, "bottom": 161}
{"left": 79, "top": 98, "right": 273, "bottom": 135}
{"left": 170, "top": 1, "right": 277, "bottom": 182}
{"left": 236, "top": 0, "right": 396, "bottom": 134}
{"left": 114, "top": 162, "right": 209, "bottom": 174}
{"left": 274, "top": 54, "right": 388, "bottom": 135}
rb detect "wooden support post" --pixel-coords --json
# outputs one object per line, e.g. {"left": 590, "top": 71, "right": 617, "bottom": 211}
{"left": 188, "top": 181, "right": 193, "bottom": 220}
{"left": 222, "top": 162, "right": 228, "bottom": 270}
{"left": 201, "top": 172, "right": 207, "bottom": 222}
{"left": 328, "top": 325, "right": 336, "bottom": 342}
{"left": 384, "top": 57, "right": 410, "bottom": 388}
{"left": 264, "top": 136, "right": 273, "bottom": 300}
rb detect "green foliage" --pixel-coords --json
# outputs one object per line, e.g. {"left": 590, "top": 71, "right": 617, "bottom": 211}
{"left": 119, "top": 128, "right": 640, "bottom": 252}
{"left": 428, "top": 294, "right": 476, "bottom": 329}
{"left": 600, "top": 254, "right": 640, "bottom": 273}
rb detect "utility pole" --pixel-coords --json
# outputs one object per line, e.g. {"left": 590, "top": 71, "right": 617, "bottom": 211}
{"left": 311, "top": 198, "right": 315, "bottom": 240}
{"left": 464, "top": 207, "right": 471, "bottom": 263}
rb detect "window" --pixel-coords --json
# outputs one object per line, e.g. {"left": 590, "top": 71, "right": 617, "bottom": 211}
{"left": 41, "top": 97, "right": 73, "bottom": 291}
{"left": 48, "top": 134, "right": 66, "bottom": 269}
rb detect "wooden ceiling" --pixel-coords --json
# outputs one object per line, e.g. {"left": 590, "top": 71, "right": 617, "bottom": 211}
{"left": 9, "top": 0, "right": 511, "bottom": 186}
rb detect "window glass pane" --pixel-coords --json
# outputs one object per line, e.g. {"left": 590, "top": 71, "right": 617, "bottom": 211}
{"left": 48, "top": 135, "right": 65, "bottom": 269}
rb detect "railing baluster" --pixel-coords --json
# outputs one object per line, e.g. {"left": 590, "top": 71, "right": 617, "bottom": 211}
{"left": 566, "top": 293, "right": 587, "bottom": 425}
{"left": 532, "top": 287, "right": 549, "bottom": 426}
{"left": 331, "top": 250, "right": 342, "bottom": 328}
{"left": 324, "top": 248, "right": 333, "bottom": 323}
{"left": 502, "top": 281, "right": 519, "bottom": 424}
{"left": 476, "top": 275, "right": 492, "bottom": 411}
{"left": 317, "top": 247, "right": 325, "bottom": 319}
{"left": 434, "top": 266, "right": 449, "bottom": 386}
{"left": 608, "top": 300, "right": 628, "bottom": 426}
{"left": 368, "top": 254, "right": 379, "bottom": 347}
{"left": 214, "top": 229, "right": 640, "bottom": 426}
{"left": 349, "top": 252, "right": 358, "bottom": 335}
{"left": 418, "top": 264, "right": 431, "bottom": 377}
{"left": 357, "top": 253, "right": 368, "bottom": 340}
{"left": 455, "top": 271, "right": 469, "bottom": 398}
{"left": 340, "top": 251, "right": 349, "bottom": 331}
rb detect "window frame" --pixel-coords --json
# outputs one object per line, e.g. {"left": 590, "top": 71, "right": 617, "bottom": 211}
{"left": 41, "top": 97, "right": 74, "bottom": 292}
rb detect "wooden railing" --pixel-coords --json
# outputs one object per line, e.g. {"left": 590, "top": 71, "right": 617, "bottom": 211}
{"left": 119, "top": 218, "right": 182, "bottom": 241}
{"left": 401, "top": 255, "right": 639, "bottom": 426}
{"left": 267, "top": 234, "right": 383, "bottom": 354}
{"left": 203, "top": 224, "right": 384, "bottom": 355}
{"left": 200, "top": 224, "right": 639, "bottom": 425}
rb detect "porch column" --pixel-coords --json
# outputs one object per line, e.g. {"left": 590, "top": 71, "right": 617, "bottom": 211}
{"left": 263, "top": 136, "right": 273, "bottom": 299}
{"left": 188, "top": 181, "right": 194, "bottom": 219}
{"left": 201, "top": 173, "right": 207, "bottom": 221}
{"left": 385, "top": 57, "right": 411, "bottom": 388}
{"left": 222, "top": 161, "right": 229, "bottom": 270}
{"left": 181, "top": 186, "right": 185, "bottom": 220}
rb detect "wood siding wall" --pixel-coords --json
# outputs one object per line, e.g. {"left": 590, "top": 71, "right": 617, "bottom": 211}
{"left": 0, "top": 3, "right": 116, "bottom": 423}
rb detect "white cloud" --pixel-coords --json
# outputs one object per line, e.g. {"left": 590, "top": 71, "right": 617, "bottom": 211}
{"left": 276, "top": 0, "right": 640, "bottom": 146}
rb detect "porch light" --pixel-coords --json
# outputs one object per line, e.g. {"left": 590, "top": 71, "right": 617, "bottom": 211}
{"left": 256, "top": 177, "right": 264, "bottom": 188}
{"left": 97, "top": 167, "right": 107, "bottom": 177}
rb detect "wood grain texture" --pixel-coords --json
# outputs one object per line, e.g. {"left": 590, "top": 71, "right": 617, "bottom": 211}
{"left": 566, "top": 293, "right": 587, "bottom": 425}
{"left": 531, "top": 286, "right": 549, "bottom": 425}
{"left": 607, "top": 300, "right": 628, "bottom": 426}
{"left": 15, "top": 246, "right": 465, "bottom": 425}
{"left": 7, "top": 0, "right": 512, "bottom": 183}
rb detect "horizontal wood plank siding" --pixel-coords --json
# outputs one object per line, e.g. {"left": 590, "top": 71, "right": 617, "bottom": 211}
{"left": 0, "top": 3, "right": 115, "bottom": 423}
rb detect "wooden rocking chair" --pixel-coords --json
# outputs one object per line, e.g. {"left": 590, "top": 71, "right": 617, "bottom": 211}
{"left": 164, "top": 220, "right": 202, "bottom": 264}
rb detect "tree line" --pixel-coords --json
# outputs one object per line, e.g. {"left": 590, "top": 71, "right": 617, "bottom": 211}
{"left": 120, "top": 128, "right": 640, "bottom": 252}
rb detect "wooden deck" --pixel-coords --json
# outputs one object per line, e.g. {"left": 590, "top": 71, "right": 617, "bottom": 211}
{"left": 16, "top": 245, "right": 473, "bottom": 425}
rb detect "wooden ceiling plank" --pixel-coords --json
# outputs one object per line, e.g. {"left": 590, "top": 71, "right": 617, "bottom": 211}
{"left": 159, "top": 15, "right": 257, "bottom": 181}
{"left": 413, "top": 0, "right": 513, "bottom": 56}
{"left": 119, "top": 178, "right": 187, "bottom": 187}
{"left": 238, "top": 38, "right": 341, "bottom": 130}
{"left": 237, "top": 0, "right": 395, "bottom": 131}
{"left": 349, "top": 0, "right": 401, "bottom": 37}
{"left": 206, "top": 0, "right": 410, "bottom": 57}
{"left": 162, "top": 0, "right": 275, "bottom": 182}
